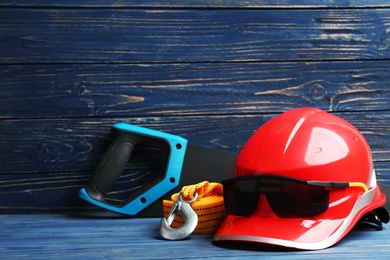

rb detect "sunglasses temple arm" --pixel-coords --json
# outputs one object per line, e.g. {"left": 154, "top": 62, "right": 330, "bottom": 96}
{"left": 349, "top": 182, "right": 369, "bottom": 192}
{"left": 307, "top": 181, "right": 349, "bottom": 188}
{"left": 307, "top": 181, "right": 368, "bottom": 192}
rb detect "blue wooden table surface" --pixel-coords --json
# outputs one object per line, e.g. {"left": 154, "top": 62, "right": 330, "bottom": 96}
{"left": 1, "top": 214, "right": 389, "bottom": 259}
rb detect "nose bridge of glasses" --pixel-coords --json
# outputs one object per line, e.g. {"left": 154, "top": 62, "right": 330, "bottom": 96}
{"left": 253, "top": 193, "right": 277, "bottom": 217}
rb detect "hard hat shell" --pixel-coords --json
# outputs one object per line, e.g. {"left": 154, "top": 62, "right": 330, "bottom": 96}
{"left": 213, "top": 107, "right": 386, "bottom": 250}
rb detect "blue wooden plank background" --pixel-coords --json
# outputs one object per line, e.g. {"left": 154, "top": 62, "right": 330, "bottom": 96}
{"left": 2, "top": 8, "right": 390, "bottom": 64}
{"left": 1, "top": 1, "right": 390, "bottom": 215}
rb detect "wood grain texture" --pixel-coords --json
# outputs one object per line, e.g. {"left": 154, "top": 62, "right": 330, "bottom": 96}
{"left": 2, "top": 8, "right": 390, "bottom": 64}
{"left": 1, "top": 112, "right": 390, "bottom": 214}
{"left": 2, "top": 0, "right": 390, "bottom": 8}
{"left": 1, "top": 214, "right": 390, "bottom": 259}
{"left": 1, "top": 112, "right": 390, "bottom": 173}
{"left": 2, "top": 1, "right": 390, "bottom": 216}
{"left": 2, "top": 61, "right": 390, "bottom": 119}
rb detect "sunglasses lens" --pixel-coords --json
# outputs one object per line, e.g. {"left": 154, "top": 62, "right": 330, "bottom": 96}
{"left": 223, "top": 176, "right": 330, "bottom": 218}
{"left": 223, "top": 179, "right": 260, "bottom": 217}
{"left": 266, "top": 182, "right": 329, "bottom": 218}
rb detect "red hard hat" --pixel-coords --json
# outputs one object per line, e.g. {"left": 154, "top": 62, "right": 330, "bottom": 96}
{"left": 214, "top": 107, "right": 387, "bottom": 250}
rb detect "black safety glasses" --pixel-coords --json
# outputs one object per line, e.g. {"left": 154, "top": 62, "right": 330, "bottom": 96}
{"left": 222, "top": 174, "right": 368, "bottom": 218}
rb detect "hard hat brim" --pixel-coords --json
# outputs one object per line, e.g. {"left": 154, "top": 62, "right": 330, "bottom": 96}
{"left": 213, "top": 186, "right": 385, "bottom": 250}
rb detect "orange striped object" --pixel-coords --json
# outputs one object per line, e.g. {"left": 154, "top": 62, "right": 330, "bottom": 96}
{"left": 163, "top": 181, "right": 225, "bottom": 234}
